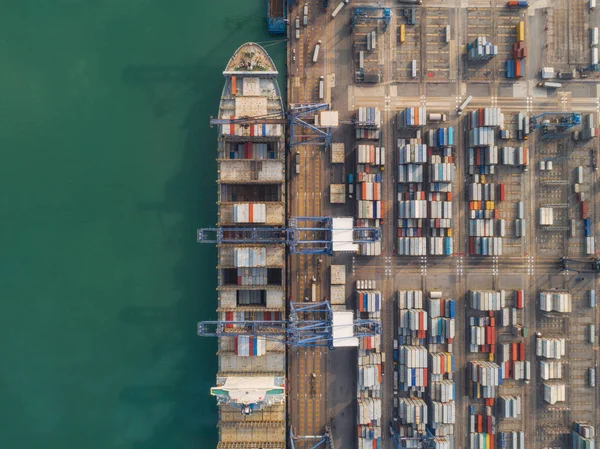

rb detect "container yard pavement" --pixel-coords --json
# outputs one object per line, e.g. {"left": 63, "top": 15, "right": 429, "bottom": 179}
{"left": 288, "top": 0, "right": 600, "bottom": 448}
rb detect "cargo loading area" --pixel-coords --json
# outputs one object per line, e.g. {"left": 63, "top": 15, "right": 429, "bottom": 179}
{"left": 282, "top": 0, "right": 600, "bottom": 448}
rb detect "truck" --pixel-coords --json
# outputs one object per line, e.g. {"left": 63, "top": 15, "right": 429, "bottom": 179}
{"left": 538, "top": 82, "right": 562, "bottom": 88}
{"left": 295, "top": 151, "right": 301, "bottom": 174}
{"left": 313, "top": 40, "right": 322, "bottom": 63}
{"left": 557, "top": 71, "right": 574, "bottom": 80}
{"left": 445, "top": 25, "right": 451, "bottom": 44}
{"left": 318, "top": 76, "right": 324, "bottom": 99}
{"left": 331, "top": 1, "right": 346, "bottom": 18}
{"left": 457, "top": 95, "right": 473, "bottom": 116}
{"left": 428, "top": 113, "right": 447, "bottom": 122}
{"left": 348, "top": 173, "right": 354, "bottom": 198}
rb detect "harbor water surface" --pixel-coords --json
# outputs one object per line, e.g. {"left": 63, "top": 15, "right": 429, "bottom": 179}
{"left": 0, "top": 1, "right": 285, "bottom": 448}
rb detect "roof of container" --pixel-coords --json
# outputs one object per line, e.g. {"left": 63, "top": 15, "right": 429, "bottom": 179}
{"left": 332, "top": 311, "right": 359, "bottom": 347}
{"left": 331, "top": 217, "right": 359, "bottom": 252}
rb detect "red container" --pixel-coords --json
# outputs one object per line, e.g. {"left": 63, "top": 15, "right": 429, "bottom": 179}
{"left": 486, "top": 415, "right": 492, "bottom": 434}
{"left": 523, "top": 147, "right": 528, "bottom": 164}
{"left": 516, "top": 290, "right": 524, "bottom": 309}
{"left": 511, "top": 343, "right": 518, "bottom": 361}
{"left": 447, "top": 191, "right": 453, "bottom": 201}
{"left": 499, "top": 183, "right": 506, "bottom": 201}
{"left": 469, "top": 237, "right": 475, "bottom": 254}
{"left": 478, "top": 108, "right": 484, "bottom": 127}
{"left": 477, "top": 415, "right": 483, "bottom": 433}
{"left": 582, "top": 201, "right": 588, "bottom": 219}
{"left": 490, "top": 317, "right": 496, "bottom": 327}
{"left": 519, "top": 342, "right": 525, "bottom": 361}
{"left": 486, "top": 326, "right": 492, "bottom": 344}
{"left": 521, "top": 47, "right": 528, "bottom": 58}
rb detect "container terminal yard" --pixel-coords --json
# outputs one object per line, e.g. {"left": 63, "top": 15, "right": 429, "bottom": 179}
{"left": 197, "top": 0, "right": 600, "bottom": 448}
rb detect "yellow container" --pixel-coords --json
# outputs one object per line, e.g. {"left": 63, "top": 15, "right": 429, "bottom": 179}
{"left": 399, "top": 24, "right": 405, "bottom": 44}
{"left": 517, "top": 21, "right": 525, "bottom": 42}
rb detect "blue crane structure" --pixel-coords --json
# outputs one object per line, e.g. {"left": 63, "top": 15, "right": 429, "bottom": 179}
{"left": 197, "top": 216, "right": 380, "bottom": 255}
{"left": 389, "top": 422, "right": 436, "bottom": 449}
{"left": 531, "top": 112, "right": 581, "bottom": 139}
{"left": 351, "top": 7, "right": 392, "bottom": 32}
{"left": 210, "top": 103, "right": 334, "bottom": 148}
{"left": 290, "top": 425, "right": 333, "bottom": 449}
{"left": 197, "top": 301, "right": 381, "bottom": 348}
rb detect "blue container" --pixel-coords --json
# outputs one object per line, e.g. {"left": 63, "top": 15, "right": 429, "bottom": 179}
{"left": 349, "top": 174, "right": 354, "bottom": 183}
{"left": 585, "top": 219, "right": 591, "bottom": 237}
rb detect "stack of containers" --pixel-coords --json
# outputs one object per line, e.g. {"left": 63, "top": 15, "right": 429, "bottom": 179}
{"left": 357, "top": 290, "right": 383, "bottom": 449}
{"left": 233, "top": 203, "right": 267, "bottom": 223}
{"left": 222, "top": 122, "right": 283, "bottom": 137}
{"left": 355, "top": 141, "right": 384, "bottom": 257}
{"left": 539, "top": 207, "right": 554, "bottom": 226}
{"left": 469, "top": 290, "right": 505, "bottom": 311}
{"left": 357, "top": 144, "right": 386, "bottom": 166}
{"left": 231, "top": 142, "right": 274, "bottom": 159}
{"left": 572, "top": 423, "right": 596, "bottom": 449}
{"left": 498, "top": 431, "right": 525, "bottom": 449}
{"left": 539, "top": 292, "right": 572, "bottom": 313}
{"left": 536, "top": 337, "right": 567, "bottom": 359}
{"left": 355, "top": 107, "right": 381, "bottom": 140}
{"left": 397, "top": 107, "right": 427, "bottom": 129}
{"left": 543, "top": 383, "right": 566, "bottom": 404}
{"left": 499, "top": 306, "right": 519, "bottom": 326}
{"left": 357, "top": 290, "right": 382, "bottom": 318}
{"left": 425, "top": 127, "right": 455, "bottom": 147}
{"left": 499, "top": 146, "right": 528, "bottom": 166}
{"left": 496, "top": 342, "right": 526, "bottom": 380}
{"left": 469, "top": 316, "right": 497, "bottom": 354}
{"left": 233, "top": 247, "right": 267, "bottom": 267}
{"left": 428, "top": 151, "right": 455, "bottom": 255}
{"left": 234, "top": 336, "right": 267, "bottom": 357}
{"left": 581, "top": 112, "right": 599, "bottom": 140}
{"left": 466, "top": 109, "right": 509, "bottom": 256}
{"left": 398, "top": 397, "right": 428, "bottom": 431}
{"left": 499, "top": 395, "right": 522, "bottom": 418}
{"left": 540, "top": 360, "right": 563, "bottom": 380}
{"left": 467, "top": 36, "right": 498, "bottom": 61}
{"left": 469, "top": 361, "right": 503, "bottom": 399}
{"left": 516, "top": 112, "right": 530, "bottom": 140}
{"left": 428, "top": 297, "right": 456, "bottom": 348}
{"left": 397, "top": 290, "right": 428, "bottom": 346}
{"left": 426, "top": 290, "right": 455, "bottom": 444}
{"left": 469, "top": 409, "right": 496, "bottom": 446}
{"left": 397, "top": 138, "right": 427, "bottom": 256}
{"left": 398, "top": 345, "right": 429, "bottom": 392}
{"left": 236, "top": 267, "right": 267, "bottom": 286}
{"left": 506, "top": 21, "right": 526, "bottom": 79}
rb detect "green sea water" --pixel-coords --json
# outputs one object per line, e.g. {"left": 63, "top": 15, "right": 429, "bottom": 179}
{"left": 0, "top": 2, "right": 285, "bottom": 448}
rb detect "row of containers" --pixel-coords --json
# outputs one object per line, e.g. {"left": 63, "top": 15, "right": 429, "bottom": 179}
{"left": 356, "top": 281, "right": 383, "bottom": 449}
{"left": 397, "top": 107, "right": 428, "bottom": 128}
{"left": 394, "top": 290, "right": 456, "bottom": 447}
{"left": 539, "top": 291, "right": 572, "bottom": 313}
{"left": 397, "top": 135, "right": 455, "bottom": 256}
{"left": 543, "top": 382, "right": 566, "bottom": 404}
{"left": 572, "top": 422, "right": 596, "bottom": 449}
{"left": 220, "top": 121, "right": 283, "bottom": 137}
{"left": 356, "top": 144, "right": 386, "bottom": 166}
{"left": 467, "top": 146, "right": 528, "bottom": 166}
{"left": 536, "top": 337, "right": 566, "bottom": 360}
{"left": 497, "top": 431, "right": 525, "bottom": 449}
{"left": 469, "top": 237, "right": 504, "bottom": 256}
{"left": 505, "top": 21, "right": 526, "bottom": 79}
{"left": 354, "top": 122, "right": 384, "bottom": 255}
{"left": 467, "top": 36, "right": 498, "bottom": 62}
{"left": 397, "top": 161, "right": 455, "bottom": 183}
{"left": 232, "top": 203, "right": 267, "bottom": 224}
{"left": 424, "top": 128, "right": 455, "bottom": 148}
{"left": 467, "top": 146, "right": 529, "bottom": 171}
{"left": 229, "top": 142, "right": 277, "bottom": 160}
{"left": 582, "top": 112, "right": 599, "bottom": 140}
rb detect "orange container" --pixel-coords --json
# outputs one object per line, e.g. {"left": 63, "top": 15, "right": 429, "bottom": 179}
{"left": 232, "top": 76, "right": 237, "bottom": 95}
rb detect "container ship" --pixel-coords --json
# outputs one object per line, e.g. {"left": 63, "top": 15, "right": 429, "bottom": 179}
{"left": 210, "top": 42, "right": 287, "bottom": 448}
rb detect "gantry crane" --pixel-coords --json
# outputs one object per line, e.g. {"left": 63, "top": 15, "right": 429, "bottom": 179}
{"left": 290, "top": 425, "right": 333, "bottom": 449}
{"left": 210, "top": 103, "right": 334, "bottom": 148}
{"left": 561, "top": 257, "right": 600, "bottom": 273}
{"left": 351, "top": 7, "right": 392, "bottom": 32}
{"left": 531, "top": 112, "right": 581, "bottom": 139}
{"left": 198, "top": 300, "right": 381, "bottom": 348}
{"left": 197, "top": 216, "right": 380, "bottom": 255}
